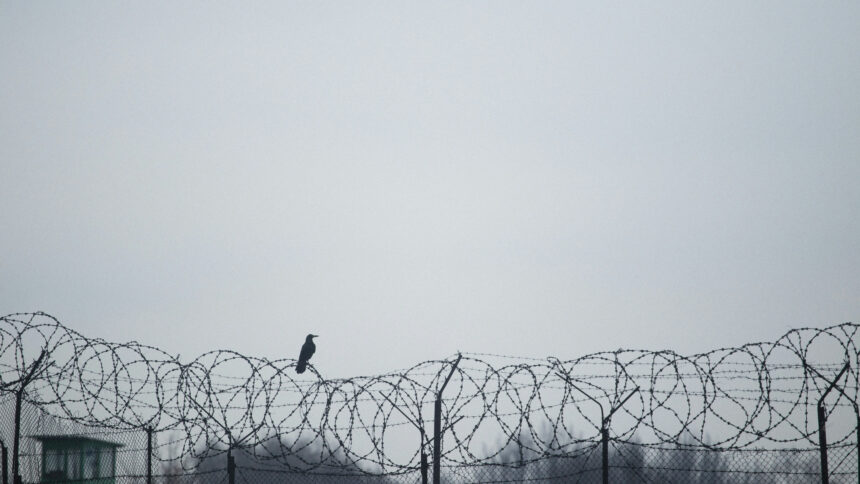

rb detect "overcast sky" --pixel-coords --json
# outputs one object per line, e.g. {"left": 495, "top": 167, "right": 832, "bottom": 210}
{"left": 1, "top": 2, "right": 858, "bottom": 377}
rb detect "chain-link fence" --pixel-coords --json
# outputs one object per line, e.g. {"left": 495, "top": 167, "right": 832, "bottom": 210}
{"left": 3, "top": 396, "right": 856, "bottom": 484}
{"left": 1, "top": 313, "right": 858, "bottom": 483}
{"left": 430, "top": 442, "right": 859, "bottom": 483}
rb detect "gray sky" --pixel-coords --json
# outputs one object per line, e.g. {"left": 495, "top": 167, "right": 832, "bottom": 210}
{"left": 1, "top": 2, "right": 858, "bottom": 377}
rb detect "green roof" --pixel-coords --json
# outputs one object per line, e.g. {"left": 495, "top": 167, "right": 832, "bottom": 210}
{"left": 30, "top": 435, "right": 124, "bottom": 448}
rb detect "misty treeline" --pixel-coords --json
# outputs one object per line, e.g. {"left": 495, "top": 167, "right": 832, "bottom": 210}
{"left": 157, "top": 425, "right": 825, "bottom": 484}
{"left": 474, "top": 425, "right": 824, "bottom": 483}
{"left": 477, "top": 439, "right": 821, "bottom": 483}
{"left": 158, "top": 434, "right": 401, "bottom": 484}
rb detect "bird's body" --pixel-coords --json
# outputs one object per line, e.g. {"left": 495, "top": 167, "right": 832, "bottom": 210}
{"left": 296, "top": 334, "right": 317, "bottom": 374}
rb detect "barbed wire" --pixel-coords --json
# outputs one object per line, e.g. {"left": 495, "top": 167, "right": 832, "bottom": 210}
{"left": 0, "top": 312, "right": 857, "bottom": 475}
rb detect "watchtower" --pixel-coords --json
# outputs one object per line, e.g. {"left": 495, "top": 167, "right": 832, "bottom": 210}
{"left": 32, "top": 435, "right": 123, "bottom": 484}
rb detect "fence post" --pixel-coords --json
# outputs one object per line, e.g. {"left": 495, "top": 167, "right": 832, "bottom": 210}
{"left": 2, "top": 441, "right": 8, "bottom": 484}
{"left": 147, "top": 427, "right": 153, "bottom": 484}
{"left": 814, "top": 362, "right": 850, "bottom": 484}
{"left": 227, "top": 447, "right": 235, "bottom": 484}
{"left": 11, "top": 350, "right": 45, "bottom": 484}
{"left": 420, "top": 429, "right": 428, "bottom": 484}
{"left": 601, "top": 426, "right": 609, "bottom": 484}
{"left": 818, "top": 405, "right": 829, "bottom": 484}
{"left": 12, "top": 391, "right": 22, "bottom": 484}
{"left": 433, "top": 399, "right": 441, "bottom": 484}
{"left": 854, "top": 404, "right": 859, "bottom": 484}
{"left": 433, "top": 354, "right": 461, "bottom": 484}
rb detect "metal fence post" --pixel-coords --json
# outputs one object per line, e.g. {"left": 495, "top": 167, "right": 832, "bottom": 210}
{"left": 2, "top": 441, "right": 8, "bottom": 484}
{"left": 420, "top": 429, "right": 428, "bottom": 484}
{"left": 147, "top": 427, "right": 153, "bottom": 484}
{"left": 854, "top": 402, "right": 860, "bottom": 484}
{"left": 813, "top": 362, "right": 850, "bottom": 484}
{"left": 433, "top": 399, "right": 441, "bottom": 484}
{"left": 433, "top": 354, "right": 461, "bottom": 484}
{"left": 12, "top": 391, "right": 22, "bottom": 484}
{"left": 227, "top": 447, "right": 236, "bottom": 484}
{"left": 818, "top": 405, "right": 830, "bottom": 484}
{"left": 11, "top": 350, "right": 45, "bottom": 484}
{"left": 601, "top": 426, "right": 609, "bottom": 484}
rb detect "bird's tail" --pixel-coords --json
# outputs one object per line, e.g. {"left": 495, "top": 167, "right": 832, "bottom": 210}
{"left": 296, "top": 360, "right": 307, "bottom": 374}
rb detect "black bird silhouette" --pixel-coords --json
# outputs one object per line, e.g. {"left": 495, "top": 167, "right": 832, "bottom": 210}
{"left": 295, "top": 334, "right": 318, "bottom": 374}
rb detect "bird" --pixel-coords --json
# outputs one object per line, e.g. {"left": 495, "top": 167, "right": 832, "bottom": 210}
{"left": 295, "top": 334, "right": 318, "bottom": 374}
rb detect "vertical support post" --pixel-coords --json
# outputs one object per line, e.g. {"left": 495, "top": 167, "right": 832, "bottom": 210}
{"left": 818, "top": 405, "right": 829, "bottom": 484}
{"left": 433, "top": 399, "right": 441, "bottom": 484}
{"left": 11, "top": 391, "right": 22, "bottom": 484}
{"left": 227, "top": 448, "right": 235, "bottom": 484}
{"left": 855, "top": 405, "right": 859, "bottom": 484}
{"left": 601, "top": 426, "right": 609, "bottom": 484}
{"left": 814, "top": 362, "right": 850, "bottom": 484}
{"left": 2, "top": 440, "right": 8, "bottom": 484}
{"left": 433, "top": 354, "right": 461, "bottom": 484}
{"left": 146, "top": 427, "right": 153, "bottom": 484}
{"left": 10, "top": 350, "right": 45, "bottom": 484}
{"left": 420, "top": 429, "right": 428, "bottom": 484}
